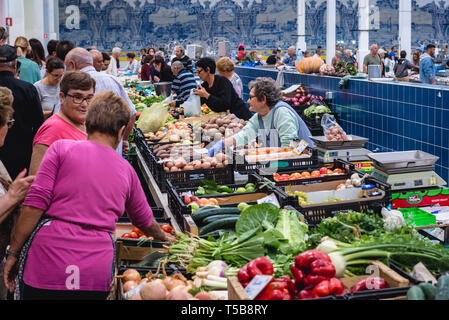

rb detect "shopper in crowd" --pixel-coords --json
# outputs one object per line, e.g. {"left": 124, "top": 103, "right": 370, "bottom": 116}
{"left": 208, "top": 77, "right": 314, "bottom": 156}
{"left": 29, "top": 71, "right": 95, "bottom": 175}
{"left": 139, "top": 48, "right": 148, "bottom": 59}
{"left": 0, "top": 27, "right": 8, "bottom": 46}
{"left": 194, "top": 57, "right": 252, "bottom": 121}
{"left": 394, "top": 51, "right": 416, "bottom": 79}
{"left": 282, "top": 46, "right": 296, "bottom": 66}
{"left": 55, "top": 40, "right": 74, "bottom": 62}
{"left": 313, "top": 47, "right": 322, "bottom": 59}
{"left": 14, "top": 37, "right": 41, "bottom": 84}
{"left": 168, "top": 61, "right": 198, "bottom": 108}
{"left": 3, "top": 91, "right": 172, "bottom": 300}
{"left": 152, "top": 55, "right": 174, "bottom": 83}
{"left": 411, "top": 51, "right": 421, "bottom": 74}
{"left": 379, "top": 49, "right": 395, "bottom": 78}
{"left": 34, "top": 57, "right": 65, "bottom": 120}
{"left": 236, "top": 44, "right": 247, "bottom": 63}
{"left": 389, "top": 46, "right": 398, "bottom": 63}
{"left": 216, "top": 57, "right": 243, "bottom": 99}
{"left": 102, "top": 52, "right": 111, "bottom": 72}
{"left": 342, "top": 49, "right": 357, "bottom": 66}
{"left": 140, "top": 55, "right": 153, "bottom": 81}
{"left": 255, "top": 54, "right": 264, "bottom": 66}
{"left": 46, "top": 40, "right": 59, "bottom": 61}
{"left": 0, "top": 45, "right": 44, "bottom": 179}
{"left": 122, "top": 52, "right": 139, "bottom": 74}
{"left": 89, "top": 50, "right": 104, "bottom": 73}
{"left": 27, "top": 39, "right": 47, "bottom": 79}
{"left": 64, "top": 47, "right": 136, "bottom": 156}
{"left": 331, "top": 50, "right": 342, "bottom": 67}
{"left": 0, "top": 87, "right": 36, "bottom": 301}
{"left": 105, "top": 47, "right": 121, "bottom": 77}
{"left": 148, "top": 47, "right": 156, "bottom": 57}
{"left": 171, "top": 46, "right": 193, "bottom": 72}
{"left": 363, "top": 44, "right": 382, "bottom": 74}
{"left": 266, "top": 49, "right": 279, "bottom": 65}
{"left": 419, "top": 44, "right": 436, "bottom": 85}
{"left": 303, "top": 51, "right": 310, "bottom": 58}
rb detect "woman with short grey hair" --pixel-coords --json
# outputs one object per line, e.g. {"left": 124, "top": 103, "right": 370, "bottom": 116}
{"left": 208, "top": 77, "right": 314, "bottom": 156}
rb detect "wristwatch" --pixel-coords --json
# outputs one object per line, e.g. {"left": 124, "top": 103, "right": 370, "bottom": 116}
{"left": 5, "top": 245, "right": 20, "bottom": 258}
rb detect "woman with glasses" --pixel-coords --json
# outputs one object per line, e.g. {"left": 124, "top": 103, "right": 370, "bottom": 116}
{"left": 34, "top": 58, "right": 65, "bottom": 120}
{"left": 0, "top": 87, "right": 35, "bottom": 300}
{"left": 29, "top": 71, "right": 96, "bottom": 176}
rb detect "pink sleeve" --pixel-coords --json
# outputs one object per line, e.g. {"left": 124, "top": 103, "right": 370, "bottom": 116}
{"left": 24, "top": 141, "right": 62, "bottom": 210}
{"left": 33, "top": 121, "right": 64, "bottom": 147}
{"left": 125, "top": 168, "right": 154, "bottom": 230}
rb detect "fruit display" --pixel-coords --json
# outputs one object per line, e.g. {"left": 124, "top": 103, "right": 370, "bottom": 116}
{"left": 120, "top": 225, "right": 174, "bottom": 240}
{"left": 201, "top": 104, "right": 214, "bottom": 114}
{"left": 273, "top": 167, "right": 344, "bottom": 182}
{"left": 198, "top": 114, "right": 248, "bottom": 142}
{"left": 297, "top": 56, "right": 324, "bottom": 74}
{"left": 163, "top": 152, "right": 228, "bottom": 172}
{"left": 324, "top": 125, "right": 348, "bottom": 141}
{"left": 243, "top": 147, "right": 312, "bottom": 163}
{"left": 283, "top": 93, "right": 326, "bottom": 108}
{"left": 195, "top": 182, "right": 256, "bottom": 196}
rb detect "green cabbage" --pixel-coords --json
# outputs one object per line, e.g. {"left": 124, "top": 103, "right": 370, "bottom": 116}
{"left": 275, "top": 209, "right": 308, "bottom": 255}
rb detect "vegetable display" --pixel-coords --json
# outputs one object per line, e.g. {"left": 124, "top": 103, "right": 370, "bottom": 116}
{"left": 407, "top": 276, "right": 449, "bottom": 300}
{"left": 283, "top": 93, "right": 326, "bottom": 108}
{"left": 273, "top": 167, "right": 344, "bottom": 182}
{"left": 198, "top": 114, "right": 247, "bottom": 142}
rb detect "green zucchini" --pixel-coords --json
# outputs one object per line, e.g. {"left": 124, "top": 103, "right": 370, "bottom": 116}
{"left": 202, "top": 214, "right": 242, "bottom": 226}
{"left": 192, "top": 207, "right": 241, "bottom": 223}
{"left": 407, "top": 286, "right": 426, "bottom": 300}
{"left": 201, "top": 229, "right": 233, "bottom": 237}
{"left": 435, "top": 275, "right": 449, "bottom": 300}
{"left": 199, "top": 216, "right": 239, "bottom": 235}
{"left": 418, "top": 282, "right": 437, "bottom": 300}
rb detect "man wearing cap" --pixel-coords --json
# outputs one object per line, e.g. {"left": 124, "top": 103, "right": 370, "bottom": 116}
{"left": 0, "top": 45, "right": 44, "bottom": 179}
{"left": 236, "top": 44, "right": 247, "bottom": 63}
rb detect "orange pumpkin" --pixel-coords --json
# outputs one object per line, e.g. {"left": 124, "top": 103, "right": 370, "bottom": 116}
{"left": 296, "top": 57, "right": 324, "bottom": 74}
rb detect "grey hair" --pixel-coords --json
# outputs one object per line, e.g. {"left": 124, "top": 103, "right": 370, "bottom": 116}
{"left": 248, "top": 77, "right": 282, "bottom": 108}
{"left": 112, "top": 47, "right": 121, "bottom": 54}
{"left": 0, "top": 61, "right": 16, "bottom": 69}
{"left": 345, "top": 49, "right": 352, "bottom": 54}
{"left": 171, "top": 61, "right": 184, "bottom": 70}
{"left": 176, "top": 46, "right": 185, "bottom": 54}
{"left": 370, "top": 43, "right": 378, "bottom": 50}
{"left": 0, "top": 27, "right": 8, "bottom": 41}
{"left": 155, "top": 51, "right": 165, "bottom": 58}
{"left": 65, "top": 48, "right": 93, "bottom": 67}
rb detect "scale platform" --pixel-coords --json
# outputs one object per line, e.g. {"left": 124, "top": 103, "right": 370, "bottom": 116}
{"left": 316, "top": 147, "right": 371, "bottom": 163}
{"left": 371, "top": 167, "right": 447, "bottom": 191}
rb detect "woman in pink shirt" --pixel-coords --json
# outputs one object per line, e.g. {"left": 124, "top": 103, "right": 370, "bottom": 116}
{"left": 29, "top": 71, "right": 96, "bottom": 176}
{"left": 3, "top": 91, "right": 171, "bottom": 300}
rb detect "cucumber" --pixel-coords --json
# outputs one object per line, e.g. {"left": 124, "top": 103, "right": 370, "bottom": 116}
{"left": 202, "top": 214, "right": 242, "bottom": 226}
{"left": 407, "top": 286, "right": 426, "bottom": 300}
{"left": 199, "top": 216, "right": 239, "bottom": 235}
{"left": 418, "top": 282, "right": 437, "bottom": 300}
{"left": 192, "top": 207, "right": 241, "bottom": 223}
{"left": 201, "top": 229, "right": 233, "bottom": 237}
{"left": 435, "top": 275, "right": 449, "bottom": 300}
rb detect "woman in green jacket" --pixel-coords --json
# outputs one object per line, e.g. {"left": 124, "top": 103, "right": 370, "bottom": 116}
{"left": 14, "top": 37, "right": 41, "bottom": 84}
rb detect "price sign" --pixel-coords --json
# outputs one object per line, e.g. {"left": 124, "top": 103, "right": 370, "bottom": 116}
{"left": 245, "top": 275, "right": 273, "bottom": 300}
{"left": 291, "top": 139, "right": 309, "bottom": 155}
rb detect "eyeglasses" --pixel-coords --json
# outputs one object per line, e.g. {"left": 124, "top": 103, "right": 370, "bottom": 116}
{"left": 196, "top": 68, "right": 204, "bottom": 74}
{"left": 7, "top": 119, "right": 14, "bottom": 129}
{"left": 49, "top": 72, "right": 64, "bottom": 79}
{"left": 65, "top": 93, "right": 94, "bottom": 105}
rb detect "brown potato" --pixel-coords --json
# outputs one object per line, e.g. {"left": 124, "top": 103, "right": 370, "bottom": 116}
{"left": 184, "top": 165, "right": 194, "bottom": 171}
{"left": 202, "top": 162, "right": 211, "bottom": 169}
{"left": 215, "top": 163, "right": 224, "bottom": 168}
{"left": 193, "top": 163, "right": 203, "bottom": 170}
{"left": 170, "top": 166, "right": 179, "bottom": 172}
{"left": 165, "top": 161, "right": 174, "bottom": 169}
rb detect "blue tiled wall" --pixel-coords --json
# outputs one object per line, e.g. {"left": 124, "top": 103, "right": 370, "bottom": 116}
{"left": 236, "top": 66, "right": 449, "bottom": 184}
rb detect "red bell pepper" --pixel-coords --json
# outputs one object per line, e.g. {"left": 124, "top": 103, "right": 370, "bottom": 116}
{"left": 295, "top": 250, "right": 332, "bottom": 272}
{"left": 290, "top": 265, "right": 305, "bottom": 289}
{"left": 351, "top": 277, "right": 389, "bottom": 293}
{"left": 309, "top": 259, "right": 336, "bottom": 278}
{"left": 237, "top": 264, "right": 251, "bottom": 288}
{"left": 304, "top": 274, "right": 330, "bottom": 287}
{"left": 256, "top": 280, "right": 291, "bottom": 300}
{"left": 276, "top": 275, "right": 297, "bottom": 298}
{"left": 297, "top": 288, "right": 315, "bottom": 300}
{"left": 247, "top": 256, "right": 274, "bottom": 278}
{"left": 312, "top": 278, "right": 346, "bottom": 298}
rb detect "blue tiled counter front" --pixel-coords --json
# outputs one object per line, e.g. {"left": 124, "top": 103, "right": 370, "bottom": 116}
{"left": 235, "top": 66, "right": 449, "bottom": 183}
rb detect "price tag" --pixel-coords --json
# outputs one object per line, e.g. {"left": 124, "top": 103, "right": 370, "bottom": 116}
{"left": 291, "top": 140, "right": 308, "bottom": 155}
{"left": 257, "top": 193, "right": 280, "bottom": 208}
{"left": 245, "top": 275, "right": 273, "bottom": 300}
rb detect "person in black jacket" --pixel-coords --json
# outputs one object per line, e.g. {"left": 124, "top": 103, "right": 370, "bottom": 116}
{"left": 152, "top": 55, "right": 174, "bottom": 82}
{"left": 193, "top": 57, "right": 252, "bottom": 120}
{"left": 0, "top": 45, "right": 44, "bottom": 179}
{"left": 171, "top": 46, "right": 192, "bottom": 72}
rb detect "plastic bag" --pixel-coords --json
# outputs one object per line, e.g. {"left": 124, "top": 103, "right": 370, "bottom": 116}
{"left": 275, "top": 69, "right": 285, "bottom": 88}
{"left": 136, "top": 102, "right": 170, "bottom": 133}
{"left": 321, "top": 113, "right": 350, "bottom": 141}
{"left": 162, "top": 93, "right": 174, "bottom": 104}
{"left": 181, "top": 91, "right": 202, "bottom": 117}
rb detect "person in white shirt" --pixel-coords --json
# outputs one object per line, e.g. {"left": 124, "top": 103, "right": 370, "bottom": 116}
{"left": 313, "top": 47, "right": 323, "bottom": 59}
{"left": 122, "top": 52, "right": 139, "bottom": 74}
{"left": 105, "top": 47, "right": 120, "bottom": 77}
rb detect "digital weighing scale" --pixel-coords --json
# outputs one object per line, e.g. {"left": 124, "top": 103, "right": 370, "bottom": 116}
{"left": 368, "top": 151, "right": 447, "bottom": 191}
{"left": 310, "top": 135, "right": 371, "bottom": 163}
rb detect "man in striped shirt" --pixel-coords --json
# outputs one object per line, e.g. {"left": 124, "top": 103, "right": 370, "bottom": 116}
{"left": 169, "top": 61, "right": 198, "bottom": 108}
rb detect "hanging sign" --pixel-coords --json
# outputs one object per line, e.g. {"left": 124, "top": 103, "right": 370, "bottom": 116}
{"left": 5, "top": 18, "right": 12, "bottom": 27}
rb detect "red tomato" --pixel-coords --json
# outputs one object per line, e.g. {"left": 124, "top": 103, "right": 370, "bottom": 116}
{"left": 132, "top": 227, "right": 144, "bottom": 237}
{"left": 161, "top": 225, "right": 174, "bottom": 234}
{"left": 311, "top": 170, "right": 320, "bottom": 177}
{"left": 129, "top": 232, "right": 139, "bottom": 239}
{"left": 333, "top": 168, "right": 343, "bottom": 174}
{"left": 319, "top": 167, "right": 328, "bottom": 175}
{"left": 121, "top": 233, "right": 130, "bottom": 238}
{"left": 281, "top": 174, "right": 290, "bottom": 178}
{"left": 327, "top": 169, "right": 334, "bottom": 175}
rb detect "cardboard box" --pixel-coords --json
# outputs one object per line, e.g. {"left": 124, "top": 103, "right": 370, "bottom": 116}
{"left": 227, "top": 261, "right": 409, "bottom": 300}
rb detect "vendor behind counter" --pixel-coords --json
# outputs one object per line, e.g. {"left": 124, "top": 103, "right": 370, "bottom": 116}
{"left": 209, "top": 77, "right": 314, "bottom": 156}
{"left": 193, "top": 57, "right": 253, "bottom": 121}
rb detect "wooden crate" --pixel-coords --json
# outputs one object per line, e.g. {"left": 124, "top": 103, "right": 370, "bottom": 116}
{"left": 116, "top": 241, "right": 168, "bottom": 266}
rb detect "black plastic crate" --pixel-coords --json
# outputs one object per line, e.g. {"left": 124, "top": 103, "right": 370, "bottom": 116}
{"left": 234, "top": 148, "right": 320, "bottom": 175}
{"left": 166, "top": 175, "right": 290, "bottom": 230}
{"left": 118, "top": 208, "right": 167, "bottom": 223}
{"left": 301, "top": 112, "right": 340, "bottom": 130}
{"left": 345, "top": 286, "right": 411, "bottom": 300}
{"left": 133, "top": 127, "right": 158, "bottom": 176}
{"left": 257, "top": 159, "right": 355, "bottom": 187}
{"left": 153, "top": 152, "right": 235, "bottom": 193}
{"left": 279, "top": 174, "right": 392, "bottom": 225}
